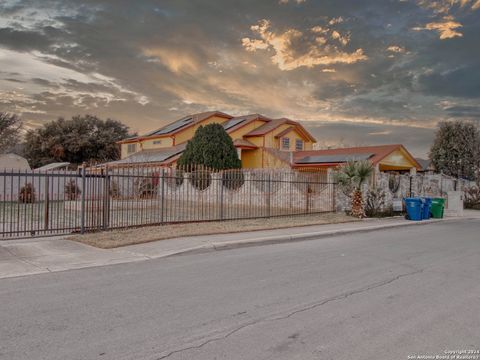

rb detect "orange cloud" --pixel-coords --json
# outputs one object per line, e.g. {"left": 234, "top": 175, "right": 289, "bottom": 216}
{"left": 142, "top": 47, "right": 200, "bottom": 74}
{"left": 413, "top": 16, "right": 463, "bottom": 39}
{"left": 241, "top": 19, "right": 367, "bottom": 71}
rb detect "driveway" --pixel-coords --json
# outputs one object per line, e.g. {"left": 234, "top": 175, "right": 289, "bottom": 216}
{"left": 1, "top": 218, "right": 479, "bottom": 359}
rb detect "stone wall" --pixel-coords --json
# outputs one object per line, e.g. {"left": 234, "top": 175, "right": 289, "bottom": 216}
{"left": 334, "top": 170, "right": 476, "bottom": 213}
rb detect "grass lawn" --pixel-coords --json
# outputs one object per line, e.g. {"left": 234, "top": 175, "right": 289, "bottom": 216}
{"left": 69, "top": 212, "right": 358, "bottom": 249}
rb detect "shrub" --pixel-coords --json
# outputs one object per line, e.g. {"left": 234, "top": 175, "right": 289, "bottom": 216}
{"left": 109, "top": 180, "right": 121, "bottom": 199}
{"left": 19, "top": 183, "right": 36, "bottom": 203}
{"left": 165, "top": 168, "right": 184, "bottom": 188}
{"left": 464, "top": 186, "right": 480, "bottom": 209}
{"left": 334, "top": 160, "right": 374, "bottom": 218}
{"left": 388, "top": 174, "right": 400, "bottom": 194}
{"left": 365, "top": 188, "right": 392, "bottom": 217}
{"left": 65, "top": 179, "right": 81, "bottom": 200}
{"left": 136, "top": 177, "right": 158, "bottom": 198}
{"left": 189, "top": 170, "right": 212, "bottom": 191}
{"left": 222, "top": 169, "right": 245, "bottom": 191}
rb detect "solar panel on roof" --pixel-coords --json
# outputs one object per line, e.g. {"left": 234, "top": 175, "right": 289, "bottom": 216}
{"left": 296, "top": 153, "right": 373, "bottom": 164}
{"left": 223, "top": 118, "right": 246, "bottom": 130}
{"left": 145, "top": 117, "right": 193, "bottom": 136}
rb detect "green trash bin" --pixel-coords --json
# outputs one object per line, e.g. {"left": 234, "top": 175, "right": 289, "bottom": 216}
{"left": 430, "top": 198, "right": 445, "bottom": 218}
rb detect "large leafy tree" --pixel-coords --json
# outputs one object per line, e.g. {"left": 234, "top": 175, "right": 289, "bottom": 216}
{"left": 430, "top": 121, "right": 480, "bottom": 180}
{"left": 0, "top": 112, "right": 22, "bottom": 153}
{"left": 23, "top": 115, "right": 131, "bottom": 168}
{"left": 177, "top": 123, "right": 241, "bottom": 170}
{"left": 334, "top": 160, "right": 374, "bottom": 218}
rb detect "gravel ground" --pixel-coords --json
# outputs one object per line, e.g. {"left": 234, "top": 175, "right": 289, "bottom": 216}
{"left": 69, "top": 212, "right": 357, "bottom": 249}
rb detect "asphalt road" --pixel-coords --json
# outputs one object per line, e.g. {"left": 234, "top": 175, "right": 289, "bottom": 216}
{"left": 1, "top": 219, "right": 480, "bottom": 360}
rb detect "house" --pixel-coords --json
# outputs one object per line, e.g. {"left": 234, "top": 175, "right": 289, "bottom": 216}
{"left": 415, "top": 158, "right": 435, "bottom": 174}
{"left": 116, "top": 111, "right": 316, "bottom": 168}
{"left": 292, "top": 144, "right": 422, "bottom": 174}
{"left": 0, "top": 153, "right": 31, "bottom": 171}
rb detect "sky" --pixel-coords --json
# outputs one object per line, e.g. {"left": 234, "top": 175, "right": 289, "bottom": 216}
{"left": 0, "top": 0, "right": 479, "bottom": 157}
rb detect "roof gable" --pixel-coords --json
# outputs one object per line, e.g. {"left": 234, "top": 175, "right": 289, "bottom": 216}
{"left": 245, "top": 118, "right": 316, "bottom": 142}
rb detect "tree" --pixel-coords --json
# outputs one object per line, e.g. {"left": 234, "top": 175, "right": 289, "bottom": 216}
{"left": 177, "top": 123, "right": 241, "bottom": 170}
{"left": 429, "top": 121, "right": 480, "bottom": 180}
{"left": 0, "top": 113, "right": 22, "bottom": 153}
{"left": 334, "top": 160, "right": 374, "bottom": 218}
{"left": 23, "top": 115, "right": 131, "bottom": 168}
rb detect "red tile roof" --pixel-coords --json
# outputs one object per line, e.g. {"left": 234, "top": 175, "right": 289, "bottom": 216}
{"left": 293, "top": 144, "right": 421, "bottom": 169}
{"left": 233, "top": 138, "right": 258, "bottom": 149}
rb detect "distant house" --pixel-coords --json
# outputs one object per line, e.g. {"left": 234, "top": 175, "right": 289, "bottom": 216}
{"left": 0, "top": 153, "right": 31, "bottom": 171}
{"left": 292, "top": 144, "right": 421, "bottom": 173}
{"left": 35, "top": 162, "right": 70, "bottom": 171}
{"left": 415, "top": 158, "right": 435, "bottom": 174}
{"left": 116, "top": 111, "right": 316, "bottom": 168}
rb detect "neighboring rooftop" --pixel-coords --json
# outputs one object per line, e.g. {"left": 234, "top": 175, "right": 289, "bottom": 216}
{"left": 35, "top": 162, "right": 70, "bottom": 171}
{"left": 293, "top": 144, "right": 421, "bottom": 169}
{"left": 107, "top": 144, "right": 187, "bottom": 166}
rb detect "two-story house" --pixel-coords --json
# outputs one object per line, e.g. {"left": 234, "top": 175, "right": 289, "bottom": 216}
{"left": 116, "top": 111, "right": 316, "bottom": 169}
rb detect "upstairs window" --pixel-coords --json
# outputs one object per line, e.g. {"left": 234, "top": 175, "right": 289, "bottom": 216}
{"left": 153, "top": 140, "right": 162, "bottom": 145}
{"left": 281, "top": 137, "right": 290, "bottom": 150}
{"left": 127, "top": 143, "right": 137, "bottom": 154}
{"left": 295, "top": 139, "right": 304, "bottom": 151}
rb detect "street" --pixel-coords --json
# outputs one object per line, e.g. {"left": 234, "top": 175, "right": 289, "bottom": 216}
{"left": 1, "top": 219, "right": 479, "bottom": 360}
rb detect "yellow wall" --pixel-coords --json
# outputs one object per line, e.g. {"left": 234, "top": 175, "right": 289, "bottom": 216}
{"left": 229, "top": 119, "right": 268, "bottom": 139}
{"left": 241, "top": 148, "right": 290, "bottom": 169}
{"left": 241, "top": 149, "right": 262, "bottom": 168}
{"left": 174, "top": 115, "right": 230, "bottom": 144}
{"left": 270, "top": 126, "right": 313, "bottom": 151}
{"left": 142, "top": 137, "right": 173, "bottom": 150}
{"left": 121, "top": 143, "right": 139, "bottom": 159}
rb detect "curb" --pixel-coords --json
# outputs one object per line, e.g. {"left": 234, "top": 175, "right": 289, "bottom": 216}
{"left": 165, "top": 216, "right": 474, "bottom": 258}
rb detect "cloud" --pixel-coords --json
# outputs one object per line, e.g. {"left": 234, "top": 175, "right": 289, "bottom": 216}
{"left": 415, "top": 0, "right": 480, "bottom": 14}
{"left": 278, "top": 0, "right": 306, "bottom": 4}
{"left": 142, "top": 47, "right": 201, "bottom": 74}
{"left": 387, "top": 45, "right": 406, "bottom": 53}
{"left": 413, "top": 16, "right": 463, "bottom": 39}
{"left": 242, "top": 19, "right": 367, "bottom": 71}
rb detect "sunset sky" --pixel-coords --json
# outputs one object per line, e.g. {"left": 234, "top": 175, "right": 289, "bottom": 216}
{"left": 1, "top": 0, "right": 479, "bottom": 156}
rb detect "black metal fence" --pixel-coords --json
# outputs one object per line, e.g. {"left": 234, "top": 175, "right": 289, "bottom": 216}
{"left": 0, "top": 165, "right": 336, "bottom": 238}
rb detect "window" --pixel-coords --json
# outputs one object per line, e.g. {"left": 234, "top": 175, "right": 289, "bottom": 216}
{"left": 281, "top": 137, "right": 290, "bottom": 150}
{"left": 153, "top": 140, "right": 162, "bottom": 145}
{"left": 295, "top": 139, "right": 304, "bottom": 151}
{"left": 127, "top": 143, "right": 137, "bottom": 154}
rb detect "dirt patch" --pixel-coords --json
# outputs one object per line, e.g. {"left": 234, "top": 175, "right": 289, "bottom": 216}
{"left": 69, "top": 213, "right": 357, "bottom": 249}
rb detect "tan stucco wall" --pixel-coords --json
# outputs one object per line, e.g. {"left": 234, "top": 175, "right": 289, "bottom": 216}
{"left": 379, "top": 148, "right": 417, "bottom": 170}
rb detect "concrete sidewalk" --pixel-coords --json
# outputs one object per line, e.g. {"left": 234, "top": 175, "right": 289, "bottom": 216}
{"left": 1, "top": 211, "right": 479, "bottom": 279}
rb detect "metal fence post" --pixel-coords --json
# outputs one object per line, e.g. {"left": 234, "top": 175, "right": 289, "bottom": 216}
{"left": 80, "top": 164, "right": 86, "bottom": 234}
{"left": 160, "top": 168, "right": 165, "bottom": 224}
{"left": 267, "top": 173, "right": 271, "bottom": 218}
{"left": 409, "top": 176, "right": 413, "bottom": 197}
{"left": 219, "top": 173, "right": 224, "bottom": 220}
{"left": 44, "top": 173, "right": 49, "bottom": 230}
{"left": 103, "top": 166, "right": 110, "bottom": 230}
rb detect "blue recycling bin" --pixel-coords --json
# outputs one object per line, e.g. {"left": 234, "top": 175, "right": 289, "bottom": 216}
{"left": 421, "top": 197, "right": 432, "bottom": 220}
{"left": 404, "top": 198, "right": 422, "bottom": 221}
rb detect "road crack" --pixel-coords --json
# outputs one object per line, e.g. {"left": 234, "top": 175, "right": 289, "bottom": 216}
{"left": 156, "top": 268, "right": 423, "bottom": 359}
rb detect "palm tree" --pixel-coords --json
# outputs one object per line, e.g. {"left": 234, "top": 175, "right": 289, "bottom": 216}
{"left": 334, "top": 160, "right": 374, "bottom": 218}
